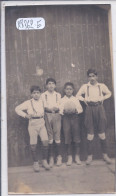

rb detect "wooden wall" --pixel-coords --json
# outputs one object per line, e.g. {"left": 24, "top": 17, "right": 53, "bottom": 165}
{"left": 5, "top": 5, "right": 115, "bottom": 167}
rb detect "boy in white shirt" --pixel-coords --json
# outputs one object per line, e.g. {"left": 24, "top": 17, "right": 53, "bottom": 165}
{"left": 60, "top": 82, "right": 83, "bottom": 166}
{"left": 77, "top": 68, "right": 112, "bottom": 165}
{"left": 41, "top": 78, "right": 62, "bottom": 167}
{"left": 15, "top": 86, "right": 50, "bottom": 172}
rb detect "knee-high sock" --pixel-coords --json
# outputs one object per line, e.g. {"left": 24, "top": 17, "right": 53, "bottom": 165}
{"left": 55, "top": 143, "right": 61, "bottom": 156}
{"left": 49, "top": 143, "right": 54, "bottom": 157}
{"left": 74, "top": 142, "right": 80, "bottom": 156}
{"left": 66, "top": 144, "right": 72, "bottom": 156}
{"left": 30, "top": 145, "right": 38, "bottom": 162}
{"left": 87, "top": 140, "right": 93, "bottom": 155}
{"left": 42, "top": 146, "right": 49, "bottom": 160}
{"left": 100, "top": 139, "right": 107, "bottom": 154}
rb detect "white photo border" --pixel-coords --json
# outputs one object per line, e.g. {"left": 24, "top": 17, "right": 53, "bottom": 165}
{"left": 1, "top": 1, "right": 116, "bottom": 196}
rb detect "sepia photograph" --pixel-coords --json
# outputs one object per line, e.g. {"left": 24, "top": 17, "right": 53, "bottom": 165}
{"left": 1, "top": 1, "right": 116, "bottom": 195}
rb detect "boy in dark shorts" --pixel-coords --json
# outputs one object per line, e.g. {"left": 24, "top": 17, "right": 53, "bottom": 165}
{"left": 60, "top": 82, "right": 83, "bottom": 166}
{"left": 77, "top": 69, "right": 112, "bottom": 165}
{"left": 15, "top": 86, "right": 50, "bottom": 172}
{"left": 41, "top": 78, "right": 62, "bottom": 167}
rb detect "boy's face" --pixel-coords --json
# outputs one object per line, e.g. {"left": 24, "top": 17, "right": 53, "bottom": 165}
{"left": 31, "top": 90, "right": 41, "bottom": 100}
{"left": 88, "top": 73, "right": 98, "bottom": 85}
{"left": 47, "top": 82, "right": 56, "bottom": 92}
{"left": 65, "top": 85, "right": 74, "bottom": 97}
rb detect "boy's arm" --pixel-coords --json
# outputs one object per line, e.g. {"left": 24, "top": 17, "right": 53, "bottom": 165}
{"left": 59, "top": 99, "right": 64, "bottom": 115}
{"left": 76, "top": 99, "right": 83, "bottom": 114}
{"left": 41, "top": 93, "right": 51, "bottom": 111}
{"left": 102, "top": 84, "right": 112, "bottom": 100}
{"left": 76, "top": 85, "right": 86, "bottom": 101}
{"left": 41, "top": 94, "right": 50, "bottom": 112}
{"left": 58, "top": 93, "right": 61, "bottom": 108}
{"left": 15, "top": 101, "right": 29, "bottom": 118}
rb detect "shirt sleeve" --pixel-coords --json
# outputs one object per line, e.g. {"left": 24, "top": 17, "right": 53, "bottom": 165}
{"left": 102, "top": 84, "right": 112, "bottom": 100}
{"left": 76, "top": 85, "right": 86, "bottom": 101}
{"left": 76, "top": 99, "right": 83, "bottom": 114}
{"left": 57, "top": 93, "right": 61, "bottom": 108}
{"left": 39, "top": 98, "right": 45, "bottom": 114}
{"left": 41, "top": 93, "right": 46, "bottom": 108}
{"left": 15, "top": 101, "right": 28, "bottom": 118}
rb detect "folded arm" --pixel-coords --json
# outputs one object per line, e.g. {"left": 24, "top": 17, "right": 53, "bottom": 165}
{"left": 76, "top": 85, "right": 86, "bottom": 102}
{"left": 15, "top": 101, "right": 28, "bottom": 118}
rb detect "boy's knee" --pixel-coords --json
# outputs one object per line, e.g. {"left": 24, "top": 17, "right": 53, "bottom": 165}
{"left": 98, "top": 133, "right": 106, "bottom": 140}
{"left": 42, "top": 140, "right": 49, "bottom": 146}
{"left": 30, "top": 144, "right": 37, "bottom": 151}
{"left": 49, "top": 139, "right": 53, "bottom": 144}
{"left": 87, "top": 134, "right": 94, "bottom": 141}
{"left": 55, "top": 140, "right": 61, "bottom": 144}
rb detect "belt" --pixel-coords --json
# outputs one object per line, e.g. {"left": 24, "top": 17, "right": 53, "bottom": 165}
{"left": 87, "top": 101, "right": 102, "bottom": 106}
{"left": 64, "top": 113, "right": 78, "bottom": 116}
{"left": 45, "top": 109, "right": 59, "bottom": 114}
{"left": 45, "top": 111, "right": 59, "bottom": 114}
{"left": 31, "top": 116, "right": 43, "bottom": 119}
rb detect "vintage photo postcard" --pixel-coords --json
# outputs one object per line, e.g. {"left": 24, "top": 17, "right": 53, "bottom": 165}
{"left": 1, "top": 1, "right": 116, "bottom": 195}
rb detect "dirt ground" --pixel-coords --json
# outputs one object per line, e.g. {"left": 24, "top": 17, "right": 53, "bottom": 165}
{"left": 8, "top": 159, "right": 115, "bottom": 194}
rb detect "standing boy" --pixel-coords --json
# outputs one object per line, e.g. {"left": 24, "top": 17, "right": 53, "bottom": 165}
{"left": 41, "top": 78, "right": 62, "bottom": 167}
{"left": 76, "top": 68, "right": 112, "bottom": 165}
{"left": 15, "top": 86, "right": 50, "bottom": 172}
{"left": 60, "top": 82, "right": 83, "bottom": 166}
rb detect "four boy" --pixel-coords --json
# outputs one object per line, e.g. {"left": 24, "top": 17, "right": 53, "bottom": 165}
{"left": 15, "top": 68, "right": 112, "bottom": 172}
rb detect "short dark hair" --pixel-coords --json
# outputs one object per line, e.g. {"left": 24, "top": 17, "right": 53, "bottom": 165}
{"left": 30, "top": 86, "right": 41, "bottom": 93}
{"left": 87, "top": 68, "right": 97, "bottom": 76}
{"left": 64, "top": 82, "right": 74, "bottom": 89}
{"left": 46, "top": 78, "right": 56, "bottom": 85}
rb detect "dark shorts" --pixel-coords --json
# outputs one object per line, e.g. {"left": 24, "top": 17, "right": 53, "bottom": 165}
{"left": 84, "top": 104, "right": 107, "bottom": 134}
{"left": 62, "top": 114, "right": 81, "bottom": 144}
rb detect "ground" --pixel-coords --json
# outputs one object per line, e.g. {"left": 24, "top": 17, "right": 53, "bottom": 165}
{"left": 8, "top": 159, "right": 115, "bottom": 194}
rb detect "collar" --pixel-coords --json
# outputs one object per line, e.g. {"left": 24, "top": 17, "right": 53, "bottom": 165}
{"left": 88, "top": 82, "right": 99, "bottom": 87}
{"left": 46, "top": 90, "right": 56, "bottom": 95}
{"left": 64, "top": 95, "right": 74, "bottom": 99}
{"left": 31, "top": 98, "right": 40, "bottom": 102}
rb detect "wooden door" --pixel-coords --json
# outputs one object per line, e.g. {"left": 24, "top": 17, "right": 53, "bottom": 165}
{"left": 5, "top": 5, "right": 115, "bottom": 167}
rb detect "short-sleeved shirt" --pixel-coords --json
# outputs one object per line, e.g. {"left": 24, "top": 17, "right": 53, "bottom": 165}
{"left": 15, "top": 98, "right": 44, "bottom": 118}
{"left": 60, "top": 95, "right": 83, "bottom": 115}
{"left": 76, "top": 82, "right": 111, "bottom": 102}
{"left": 41, "top": 91, "right": 61, "bottom": 109}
